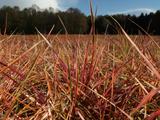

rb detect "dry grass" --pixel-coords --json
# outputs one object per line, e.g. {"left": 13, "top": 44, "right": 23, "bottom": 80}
{"left": 0, "top": 34, "right": 160, "bottom": 120}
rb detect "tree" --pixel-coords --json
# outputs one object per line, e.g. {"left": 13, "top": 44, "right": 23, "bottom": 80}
{"left": 0, "top": 5, "right": 160, "bottom": 35}
{"left": 57, "top": 8, "right": 87, "bottom": 34}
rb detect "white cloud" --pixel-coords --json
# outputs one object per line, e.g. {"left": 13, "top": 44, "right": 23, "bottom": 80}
{"left": 0, "top": 0, "right": 60, "bottom": 9}
{"left": 32, "top": 0, "right": 59, "bottom": 9}
{"left": 0, "top": 0, "right": 80, "bottom": 11}
{"left": 110, "top": 8, "right": 156, "bottom": 16}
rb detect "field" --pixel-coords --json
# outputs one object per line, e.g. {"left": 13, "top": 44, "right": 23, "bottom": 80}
{"left": 1, "top": 34, "right": 160, "bottom": 120}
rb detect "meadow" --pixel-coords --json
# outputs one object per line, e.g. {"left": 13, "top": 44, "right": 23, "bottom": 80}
{"left": 0, "top": 33, "right": 160, "bottom": 120}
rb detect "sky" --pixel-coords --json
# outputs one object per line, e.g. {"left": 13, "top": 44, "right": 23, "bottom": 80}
{"left": 0, "top": 0, "right": 159, "bottom": 15}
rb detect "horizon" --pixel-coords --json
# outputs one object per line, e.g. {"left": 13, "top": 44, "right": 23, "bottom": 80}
{"left": 0, "top": 0, "right": 159, "bottom": 16}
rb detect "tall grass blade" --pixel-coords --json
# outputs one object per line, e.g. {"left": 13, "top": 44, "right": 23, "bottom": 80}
{"left": 131, "top": 88, "right": 160, "bottom": 115}
{"left": 111, "top": 16, "right": 160, "bottom": 80}
{"left": 35, "top": 27, "right": 52, "bottom": 48}
{"left": 146, "top": 109, "right": 160, "bottom": 120}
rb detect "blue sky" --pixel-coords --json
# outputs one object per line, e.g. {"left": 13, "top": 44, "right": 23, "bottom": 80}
{"left": 0, "top": 0, "right": 159, "bottom": 15}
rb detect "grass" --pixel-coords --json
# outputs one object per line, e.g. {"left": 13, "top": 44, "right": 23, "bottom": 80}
{"left": 0, "top": 34, "right": 160, "bottom": 119}
{"left": 1, "top": 1, "right": 160, "bottom": 119}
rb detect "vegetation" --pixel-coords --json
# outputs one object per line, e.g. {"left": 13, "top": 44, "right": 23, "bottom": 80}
{"left": 1, "top": 2, "right": 160, "bottom": 120}
{"left": 0, "top": 33, "right": 160, "bottom": 119}
{"left": 1, "top": 6, "right": 160, "bottom": 35}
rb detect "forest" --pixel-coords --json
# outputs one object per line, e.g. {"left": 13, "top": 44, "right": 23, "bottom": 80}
{"left": 0, "top": 5, "right": 160, "bottom": 35}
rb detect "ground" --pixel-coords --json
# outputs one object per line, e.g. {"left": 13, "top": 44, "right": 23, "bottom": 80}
{"left": 0, "top": 35, "right": 160, "bottom": 120}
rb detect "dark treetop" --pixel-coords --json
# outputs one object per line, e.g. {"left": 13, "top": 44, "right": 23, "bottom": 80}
{"left": 0, "top": 6, "right": 160, "bottom": 35}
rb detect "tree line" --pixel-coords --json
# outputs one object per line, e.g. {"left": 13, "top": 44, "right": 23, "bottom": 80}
{"left": 0, "top": 5, "right": 160, "bottom": 35}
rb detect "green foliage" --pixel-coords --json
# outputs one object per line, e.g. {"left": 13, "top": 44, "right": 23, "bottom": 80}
{"left": 0, "top": 6, "right": 160, "bottom": 35}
